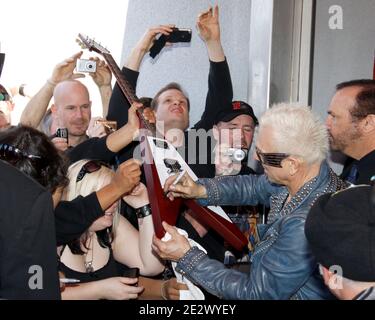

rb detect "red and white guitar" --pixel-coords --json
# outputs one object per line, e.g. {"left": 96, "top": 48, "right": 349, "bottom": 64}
{"left": 76, "top": 34, "right": 247, "bottom": 251}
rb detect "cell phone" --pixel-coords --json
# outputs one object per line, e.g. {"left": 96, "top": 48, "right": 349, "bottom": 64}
{"left": 149, "top": 27, "right": 192, "bottom": 58}
{"left": 123, "top": 267, "right": 140, "bottom": 279}
{"left": 55, "top": 128, "right": 68, "bottom": 143}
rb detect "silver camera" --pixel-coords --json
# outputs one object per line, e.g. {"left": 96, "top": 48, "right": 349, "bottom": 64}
{"left": 76, "top": 59, "right": 97, "bottom": 73}
{"left": 225, "top": 148, "right": 248, "bottom": 162}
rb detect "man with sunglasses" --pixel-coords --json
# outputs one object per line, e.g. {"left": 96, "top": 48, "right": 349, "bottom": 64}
{"left": 154, "top": 103, "right": 348, "bottom": 300}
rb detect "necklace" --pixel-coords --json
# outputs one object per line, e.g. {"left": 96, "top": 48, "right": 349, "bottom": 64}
{"left": 84, "top": 234, "right": 95, "bottom": 273}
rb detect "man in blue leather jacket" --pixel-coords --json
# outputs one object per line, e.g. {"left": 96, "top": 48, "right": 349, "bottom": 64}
{"left": 153, "top": 103, "right": 347, "bottom": 300}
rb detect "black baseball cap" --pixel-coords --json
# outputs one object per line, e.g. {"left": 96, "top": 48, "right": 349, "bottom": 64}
{"left": 305, "top": 185, "right": 375, "bottom": 282}
{"left": 215, "top": 101, "right": 258, "bottom": 126}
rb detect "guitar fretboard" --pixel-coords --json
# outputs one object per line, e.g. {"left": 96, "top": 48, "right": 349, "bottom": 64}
{"left": 102, "top": 53, "right": 156, "bottom": 135}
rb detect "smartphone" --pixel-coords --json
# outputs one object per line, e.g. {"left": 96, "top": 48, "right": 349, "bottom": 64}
{"left": 123, "top": 267, "right": 140, "bottom": 286}
{"left": 55, "top": 128, "right": 68, "bottom": 144}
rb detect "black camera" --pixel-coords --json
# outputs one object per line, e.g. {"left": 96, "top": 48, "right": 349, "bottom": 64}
{"left": 55, "top": 128, "right": 68, "bottom": 143}
{"left": 165, "top": 28, "right": 192, "bottom": 43}
{"left": 150, "top": 27, "right": 192, "bottom": 58}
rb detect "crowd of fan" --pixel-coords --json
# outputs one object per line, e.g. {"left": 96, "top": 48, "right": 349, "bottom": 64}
{"left": 1, "top": 6, "right": 375, "bottom": 300}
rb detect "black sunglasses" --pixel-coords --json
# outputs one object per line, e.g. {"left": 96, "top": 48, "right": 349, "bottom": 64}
{"left": 255, "top": 146, "right": 289, "bottom": 168}
{"left": 76, "top": 160, "right": 108, "bottom": 182}
{"left": 0, "top": 143, "right": 43, "bottom": 164}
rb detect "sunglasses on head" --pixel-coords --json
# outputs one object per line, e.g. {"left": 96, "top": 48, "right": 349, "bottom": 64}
{"left": 255, "top": 146, "right": 289, "bottom": 168}
{"left": 76, "top": 160, "right": 108, "bottom": 183}
{"left": 0, "top": 143, "right": 44, "bottom": 164}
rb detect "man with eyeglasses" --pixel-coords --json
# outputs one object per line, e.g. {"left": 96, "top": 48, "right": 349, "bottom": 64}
{"left": 153, "top": 103, "right": 348, "bottom": 300}
{"left": 326, "top": 79, "right": 375, "bottom": 185}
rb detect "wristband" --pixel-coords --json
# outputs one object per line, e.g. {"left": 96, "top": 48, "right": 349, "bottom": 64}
{"left": 135, "top": 204, "right": 152, "bottom": 219}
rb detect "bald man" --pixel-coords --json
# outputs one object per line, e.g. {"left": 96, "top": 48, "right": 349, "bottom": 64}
{"left": 51, "top": 80, "right": 92, "bottom": 148}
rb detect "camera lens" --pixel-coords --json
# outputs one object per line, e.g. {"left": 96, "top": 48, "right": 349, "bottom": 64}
{"left": 88, "top": 63, "right": 93, "bottom": 69}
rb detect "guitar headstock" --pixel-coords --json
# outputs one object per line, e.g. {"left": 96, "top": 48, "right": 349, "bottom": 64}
{"left": 76, "top": 33, "right": 110, "bottom": 55}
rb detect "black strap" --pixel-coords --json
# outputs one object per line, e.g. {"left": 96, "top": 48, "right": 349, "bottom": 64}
{"left": 149, "top": 35, "right": 167, "bottom": 58}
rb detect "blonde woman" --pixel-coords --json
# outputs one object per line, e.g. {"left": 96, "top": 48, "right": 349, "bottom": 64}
{"left": 59, "top": 159, "right": 164, "bottom": 300}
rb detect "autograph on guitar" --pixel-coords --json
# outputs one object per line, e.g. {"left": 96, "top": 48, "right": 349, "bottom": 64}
{"left": 76, "top": 34, "right": 247, "bottom": 251}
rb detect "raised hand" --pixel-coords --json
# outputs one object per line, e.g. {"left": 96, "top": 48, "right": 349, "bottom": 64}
{"left": 196, "top": 5, "right": 220, "bottom": 43}
{"left": 128, "top": 101, "right": 156, "bottom": 140}
{"left": 123, "top": 182, "right": 149, "bottom": 209}
{"left": 126, "top": 25, "right": 175, "bottom": 71}
{"left": 112, "top": 159, "right": 142, "bottom": 195}
{"left": 49, "top": 52, "right": 85, "bottom": 85}
{"left": 135, "top": 25, "right": 175, "bottom": 53}
{"left": 90, "top": 58, "right": 112, "bottom": 88}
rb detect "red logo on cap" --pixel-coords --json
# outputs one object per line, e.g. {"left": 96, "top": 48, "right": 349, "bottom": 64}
{"left": 232, "top": 102, "right": 241, "bottom": 110}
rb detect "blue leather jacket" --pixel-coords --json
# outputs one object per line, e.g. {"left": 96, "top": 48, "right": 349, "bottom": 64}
{"left": 176, "top": 162, "right": 347, "bottom": 300}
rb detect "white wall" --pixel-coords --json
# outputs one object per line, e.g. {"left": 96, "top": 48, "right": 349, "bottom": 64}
{"left": 0, "top": 0, "right": 129, "bottom": 123}
{"left": 121, "top": 0, "right": 252, "bottom": 127}
{"left": 311, "top": 0, "right": 375, "bottom": 171}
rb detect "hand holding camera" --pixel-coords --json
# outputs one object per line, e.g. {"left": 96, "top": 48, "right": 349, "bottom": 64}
{"left": 149, "top": 27, "right": 192, "bottom": 58}
{"left": 49, "top": 52, "right": 85, "bottom": 86}
{"left": 76, "top": 59, "right": 97, "bottom": 73}
{"left": 89, "top": 58, "right": 112, "bottom": 88}
{"left": 52, "top": 128, "right": 69, "bottom": 152}
{"left": 196, "top": 5, "right": 220, "bottom": 43}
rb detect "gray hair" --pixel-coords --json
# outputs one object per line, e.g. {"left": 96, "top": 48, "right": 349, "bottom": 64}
{"left": 260, "top": 103, "right": 328, "bottom": 165}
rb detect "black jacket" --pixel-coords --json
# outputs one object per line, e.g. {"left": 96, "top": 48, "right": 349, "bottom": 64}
{"left": 0, "top": 160, "right": 60, "bottom": 299}
{"left": 106, "top": 59, "right": 233, "bottom": 173}
{"left": 341, "top": 150, "right": 375, "bottom": 185}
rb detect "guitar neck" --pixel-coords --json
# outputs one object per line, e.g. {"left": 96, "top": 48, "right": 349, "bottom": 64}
{"left": 103, "top": 53, "right": 137, "bottom": 103}
{"left": 102, "top": 53, "right": 156, "bottom": 133}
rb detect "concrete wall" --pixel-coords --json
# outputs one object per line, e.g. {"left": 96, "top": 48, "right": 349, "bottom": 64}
{"left": 121, "top": 0, "right": 252, "bottom": 127}
{"left": 312, "top": 0, "right": 375, "bottom": 119}
{"left": 311, "top": 0, "right": 375, "bottom": 170}
{"left": 270, "top": 0, "right": 296, "bottom": 105}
